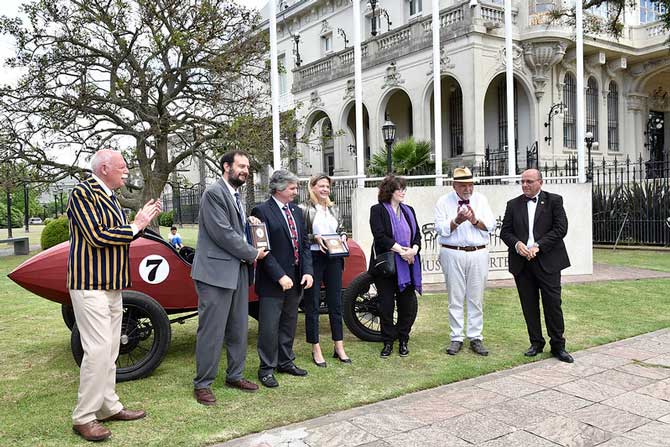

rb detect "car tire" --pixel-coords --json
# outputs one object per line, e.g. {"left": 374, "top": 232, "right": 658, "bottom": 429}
{"left": 70, "top": 290, "right": 172, "bottom": 382}
{"left": 342, "top": 271, "right": 383, "bottom": 342}
{"left": 61, "top": 304, "right": 76, "bottom": 331}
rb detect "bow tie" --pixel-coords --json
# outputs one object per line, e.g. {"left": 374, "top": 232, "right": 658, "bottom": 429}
{"left": 458, "top": 199, "right": 470, "bottom": 206}
{"left": 524, "top": 196, "right": 537, "bottom": 203}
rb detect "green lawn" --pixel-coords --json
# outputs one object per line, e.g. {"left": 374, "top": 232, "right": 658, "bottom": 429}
{"left": 0, "top": 226, "right": 45, "bottom": 247}
{"left": 594, "top": 247, "right": 670, "bottom": 272}
{"left": 1, "top": 243, "right": 669, "bottom": 446}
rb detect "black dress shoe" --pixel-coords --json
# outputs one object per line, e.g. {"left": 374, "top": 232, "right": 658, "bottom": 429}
{"left": 333, "top": 351, "right": 352, "bottom": 364}
{"left": 380, "top": 343, "right": 393, "bottom": 358}
{"left": 446, "top": 341, "right": 463, "bottom": 355}
{"left": 399, "top": 341, "right": 409, "bottom": 357}
{"left": 470, "top": 339, "right": 489, "bottom": 356}
{"left": 552, "top": 349, "right": 574, "bottom": 363}
{"left": 312, "top": 353, "right": 327, "bottom": 368}
{"left": 278, "top": 364, "right": 308, "bottom": 376}
{"left": 524, "top": 345, "right": 544, "bottom": 357}
{"left": 259, "top": 374, "right": 279, "bottom": 388}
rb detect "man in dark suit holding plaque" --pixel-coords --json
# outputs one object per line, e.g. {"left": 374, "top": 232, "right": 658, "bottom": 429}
{"left": 500, "top": 169, "right": 573, "bottom": 363}
{"left": 252, "top": 169, "right": 313, "bottom": 388}
{"left": 191, "top": 151, "right": 268, "bottom": 405}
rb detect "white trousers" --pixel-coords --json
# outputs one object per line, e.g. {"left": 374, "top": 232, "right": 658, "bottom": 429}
{"left": 69, "top": 289, "right": 124, "bottom": 425}
{"left": 439, "top": 247, "right": 489, "bottom": 342}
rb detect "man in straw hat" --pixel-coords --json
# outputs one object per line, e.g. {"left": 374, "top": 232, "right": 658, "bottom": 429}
{"left": 434, "top": 167, "right": 495, "bottom": 356}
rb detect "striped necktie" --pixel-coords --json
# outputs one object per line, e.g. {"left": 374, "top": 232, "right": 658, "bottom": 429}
{"left": 282, "top": 205, "right": 300, "bottom": 265}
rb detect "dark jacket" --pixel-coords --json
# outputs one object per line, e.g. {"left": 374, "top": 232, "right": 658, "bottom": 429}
{"left": 369, "top": 202, "right": 421, "bottom": 271}
{"left": 500, "top": 190, "right": 571, "bottom": 275}
{"left": 251, "top": 198, "right": 314, "bottom": 297}
{"left": 299, "top": 201, "right": 345, "bottom": 244}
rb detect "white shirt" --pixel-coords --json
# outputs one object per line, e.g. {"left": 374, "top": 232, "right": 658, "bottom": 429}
{"left": 310, "top": 204, "right": 339, "bottom": 251}
{"left": 434, "top": 190, "right": 495, "bottom": 246}
{"left": 91, "top": 174, "right": 138, "bottom": 235}
{"left": 526, "top": 192, "right": 541, "bottom": 247}
{"left": 272, "top": 196, "right": 295, "bottom": 232}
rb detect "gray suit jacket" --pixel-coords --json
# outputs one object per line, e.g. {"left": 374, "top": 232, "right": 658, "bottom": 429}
{"left": 191, "top": 179, "right": 258, "bottom": 289}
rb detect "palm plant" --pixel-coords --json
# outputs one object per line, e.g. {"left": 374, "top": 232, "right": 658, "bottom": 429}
{"left": 368, "top": 138, "right": 434, "bottom": 177}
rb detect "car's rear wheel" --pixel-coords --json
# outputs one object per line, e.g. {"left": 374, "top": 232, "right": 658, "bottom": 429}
{"left": 71, "top": 290, "right": 172, "bottom": 382}
{"left": 342, "top": 271, "right": 384, "bottom": 342}
{"left": 61, "top": 304, "right": 76, "bottom": 331}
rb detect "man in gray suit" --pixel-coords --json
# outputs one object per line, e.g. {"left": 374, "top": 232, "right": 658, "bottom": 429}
{"left": 191, "top": 150, "right": 268, "bottom": 405}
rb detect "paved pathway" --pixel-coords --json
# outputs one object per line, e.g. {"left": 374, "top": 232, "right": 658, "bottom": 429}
{"left": 220, "top": 328, "right": 670, "bottom": 447}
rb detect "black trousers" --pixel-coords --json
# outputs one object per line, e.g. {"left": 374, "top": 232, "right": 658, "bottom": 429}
{"left": 304, "top": 251, "right": 344, "bottom": 344}
{"left": 513, "top": 260, "right": 566, "bottom": 351}
{"left": 374, "top": 275, "right": 418, "bottom": 344}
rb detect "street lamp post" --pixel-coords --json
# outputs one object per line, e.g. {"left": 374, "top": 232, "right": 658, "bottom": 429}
{"left": 23, "top": 183, "right": 29, "bottom": 232}
{"left": 543, "top": 102, "right": 566, "bottom": 144}
{"left": 382, "top": 119, "right": 396, "bottom": 174}
{"left": 293, "top": 34, "right": 302, "bottom": 67}
{"left": 584, "top": 131, "right": 598, "bottom": 182}
{"left": 368, "top": 0, "right": 379, "bottom": 37}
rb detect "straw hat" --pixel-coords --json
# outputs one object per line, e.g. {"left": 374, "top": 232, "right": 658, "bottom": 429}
{"left": 453, "top": 167, "right": 475, "bottom": 183}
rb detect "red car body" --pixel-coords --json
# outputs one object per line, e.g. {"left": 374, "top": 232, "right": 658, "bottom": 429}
{"left": 8, "top": 232, "right": 367, "bottom": 313}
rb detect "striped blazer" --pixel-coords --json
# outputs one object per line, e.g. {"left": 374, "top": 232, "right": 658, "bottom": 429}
{"left": 67, "top": 176, "right": 135, "bottom": 290}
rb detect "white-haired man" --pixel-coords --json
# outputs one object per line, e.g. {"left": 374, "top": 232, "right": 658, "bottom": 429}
{"left": 435, "top": 167, "right": 495, "bottom": 356}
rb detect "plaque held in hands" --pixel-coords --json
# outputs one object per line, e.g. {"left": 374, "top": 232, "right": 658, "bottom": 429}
{"left": 250, "top": 223, "right": 271, "bottom": 251}
{"left": 321, "top": 234, "right": 349, "bottom": 258}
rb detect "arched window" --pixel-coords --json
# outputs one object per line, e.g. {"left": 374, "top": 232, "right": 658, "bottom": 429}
{"left": 497, "top": 76, "right": 518, "bottom": 150}
{"left": 563, "top": 73, "right": 576, "bottom": 148}
{"left": 607, "top": 81, "right": 619, "bottom": 151}
{"left": 586, "top": 77, "right": 599, "bottom": 141}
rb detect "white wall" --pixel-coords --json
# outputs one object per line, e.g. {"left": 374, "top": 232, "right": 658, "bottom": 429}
{"left": 351, "top": 182, "right": 593, "bottom": 283}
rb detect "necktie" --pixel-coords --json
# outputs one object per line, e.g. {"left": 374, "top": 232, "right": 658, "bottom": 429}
{"left": 234, "top": 192, "right": 246, "bottom": 227}
{"left": 110, "top": 194, "right": 125, "bottom": 223}
{"left": 282, "top": 205, "right": 300, "bottom": 266}
{"left": 524, "top": 196, "right": 537, "bottom": 203}
{"left": 458, "top": 199, "right": 470, "bottom": 206}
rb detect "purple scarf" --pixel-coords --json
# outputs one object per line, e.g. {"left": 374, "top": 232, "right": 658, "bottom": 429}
{"left": 383, "top": 202, "right": 423, "bottom": 295}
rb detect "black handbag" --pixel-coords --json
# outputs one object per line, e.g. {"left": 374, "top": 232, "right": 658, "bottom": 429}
{"left": 371, "top": 246, "right": 396, "bottom": 277}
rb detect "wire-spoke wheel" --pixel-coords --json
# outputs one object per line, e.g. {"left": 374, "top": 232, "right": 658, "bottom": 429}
{"left": 343, "top": 271, "right": 388, "bottom": 342}
{"left": 71, "top": 290, "right": 171, "bottom": 382}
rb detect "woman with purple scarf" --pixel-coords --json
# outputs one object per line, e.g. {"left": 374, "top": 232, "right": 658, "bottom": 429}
{"left": 369, "top": 175, "right": 422, "bottom": 358}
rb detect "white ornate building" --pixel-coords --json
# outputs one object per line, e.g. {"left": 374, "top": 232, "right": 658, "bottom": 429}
{"left": 260, "top": 0, "right": 669, "bottom": 176}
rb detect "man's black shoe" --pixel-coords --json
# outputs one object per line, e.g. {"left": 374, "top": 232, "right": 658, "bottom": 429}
{"left": 552, "top": 349, "right": 574, "bottom": 363}
{"left": 277, "top": 365, "right": 308, "bottom": 376}
{"left": 446, "top": 341, "right": 463, "bottom": 355}
{"left": 399, "top": 341, "right": 409, "bottom": 357}
{"left": 259, "top": 374, "right": 279, "bottom": 388}
{"left": 524, "top": 345, "right": 544, "bottom": 357}
{"left": 380, "top": 343, "right": 393, "bottom": 358}
{"left": 470, "top": 339, "right": 489, "bottom": 356}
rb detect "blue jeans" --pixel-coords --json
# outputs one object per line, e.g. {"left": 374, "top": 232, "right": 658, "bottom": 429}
{"left": 304, "top": 251, "right": 344, "bottom": 344}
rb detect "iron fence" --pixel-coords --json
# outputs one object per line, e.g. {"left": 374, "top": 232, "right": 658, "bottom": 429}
{"left": 592, "top": 156, "right": 670, "bottom": 246}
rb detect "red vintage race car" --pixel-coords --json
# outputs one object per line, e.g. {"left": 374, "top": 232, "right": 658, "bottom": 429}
{"left": 8, "top": 230, "right": 380, "bottom": 382}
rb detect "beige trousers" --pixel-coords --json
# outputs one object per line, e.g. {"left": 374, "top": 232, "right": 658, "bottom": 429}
{"left": 69, "top": 289, "right": 124, "bottom": 425}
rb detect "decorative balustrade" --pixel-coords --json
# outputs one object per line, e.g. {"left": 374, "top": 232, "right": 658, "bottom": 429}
{"left": 645, "top": 22, "right": 667, "bottom": 38}
{"left": 480, "top": 2, "right": 517, "bottom": 25}
{"left": 378, "top": 27, "right": 412, "bottom": 52}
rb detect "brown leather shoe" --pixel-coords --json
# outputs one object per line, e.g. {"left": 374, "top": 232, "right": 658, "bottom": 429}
{"left": 225, "top": 378, "right": 259, "bottom": 392}
{"left": 73, "top": 421, "right": 111, "bottom": 441}
{"left": 194, "top": 387, "right": 216, "bottom": 406}
{"left": 99, "top": 408, "right": 146, "bottom": 422}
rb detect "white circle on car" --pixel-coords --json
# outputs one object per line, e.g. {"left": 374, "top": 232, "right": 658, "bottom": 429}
{"left": 139, "top": 255, "right": 170, "bottom": 284}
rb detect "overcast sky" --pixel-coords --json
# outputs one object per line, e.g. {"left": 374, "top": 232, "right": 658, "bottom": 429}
{"left": 0, "top": 0, "right": 269, "bottom": 86}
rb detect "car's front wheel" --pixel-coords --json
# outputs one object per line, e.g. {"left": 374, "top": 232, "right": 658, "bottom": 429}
{"left": 342, "top": 271, "right": 384, "bottom": 342}
{"left": 71, "top": 290, "right": 172, "bottom": 382}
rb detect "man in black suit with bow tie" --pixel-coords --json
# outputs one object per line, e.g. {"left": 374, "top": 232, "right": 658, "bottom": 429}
{"left": 500, "top": 169, "right": 573, "bottom": 363}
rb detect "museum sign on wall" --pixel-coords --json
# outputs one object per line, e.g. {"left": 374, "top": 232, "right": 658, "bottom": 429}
{"left": 351, "top": 183, "right": 593, "bottom": 283}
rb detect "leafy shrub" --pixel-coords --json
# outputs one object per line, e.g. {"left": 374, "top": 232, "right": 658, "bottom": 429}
{"left": 158, "top": 210, "right": 174, "bottom": 227}
{"left": 43, "top": 218, "right": 53, "bottom": 225}
{"left": 41, "top": 217, "right": 70, "bottom": 250}
{"left": 0, "top": 206, "right": 23, "bottom": 228}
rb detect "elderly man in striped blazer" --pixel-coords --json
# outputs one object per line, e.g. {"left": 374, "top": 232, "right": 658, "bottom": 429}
{"left": 67, "top": 149, "right": 161, "bottom": 442}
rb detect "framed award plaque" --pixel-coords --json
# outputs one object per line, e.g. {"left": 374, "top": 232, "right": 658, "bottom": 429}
{"left": 250, "top": 223, "right": 271, "bottom": 250}
{"left": 321, "top": 234, "right": 349, "bottom": 258}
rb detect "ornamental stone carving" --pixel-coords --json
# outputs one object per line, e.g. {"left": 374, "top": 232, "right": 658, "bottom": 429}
{"left": 309, "top": 90, "right": 324, "bottom": 110}
{"left": 426, "top": 47, "right": 456, "bottom": 76}
{"left": 626, "top": 93, "right": 647, "bottom": 111}
{"left": 498, "top": 43, "right": 524, "bottom": 71}
{"left": 522, "top": 40, "right": 568, "bottom": 100}
{"left": 343, "top": 79, "right": 355, "bottom": 100}
{"left": 648, "top": 86, "right": 670, "bottom": 112}
{"left": 382, "top": 62, "right": 405, "bottom": 89}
